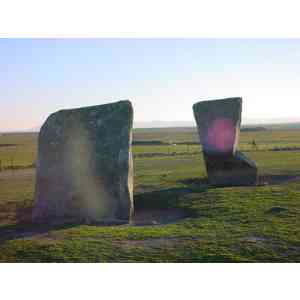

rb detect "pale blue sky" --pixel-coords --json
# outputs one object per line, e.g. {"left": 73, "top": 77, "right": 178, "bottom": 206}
{"left": 1, "top": 39, "right": 300, "bottom": 131}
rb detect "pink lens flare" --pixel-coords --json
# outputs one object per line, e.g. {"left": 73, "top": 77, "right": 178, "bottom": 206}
{"left": 205, "top": 118, "right": 236, "bottom": 153}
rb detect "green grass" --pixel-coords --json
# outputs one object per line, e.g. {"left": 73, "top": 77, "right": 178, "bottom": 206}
{"left": 0, "top": 129, "right": 300, "bottom": 262}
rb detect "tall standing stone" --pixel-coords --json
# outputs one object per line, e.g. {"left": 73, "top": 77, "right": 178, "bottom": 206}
{"left": 32, "top": 100, "right": 134, "bottom": 224}
{"left": 193, "top": 97, "right": 257, "bottom": 186}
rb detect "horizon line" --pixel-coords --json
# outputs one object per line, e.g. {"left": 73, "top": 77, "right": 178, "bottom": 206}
{"left": 2, "top": 120, "right": 300, "bottom": 133}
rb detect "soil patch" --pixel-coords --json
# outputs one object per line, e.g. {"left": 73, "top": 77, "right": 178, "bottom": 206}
{"left": 115, "top": 236, "right": 200, "bottom": 250}
{"left": 116, "top": 237, "right": 181, "bottom": 249}
{"left": 239, "top": 235, "right": 281, "bottom": 251}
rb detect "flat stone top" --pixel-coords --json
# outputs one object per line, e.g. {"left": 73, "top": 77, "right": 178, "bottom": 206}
{"left": 43, "top": 100, "right": 132, "bottom": 127}
{"left": 193, "top": 97, "right": 242, "bottom": 117}
{"left": 56, "top": 100, "right": 131, "bottom": 114}
{"left": 40, "top": 99, "right": 133, "bottom": 139}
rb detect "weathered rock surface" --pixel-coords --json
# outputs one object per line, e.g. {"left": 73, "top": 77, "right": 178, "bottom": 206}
{"left": 32, "top": 100, "right": 134, "bottom": 224}
{"left": 193, "top": 98, "right": 257, "bottom": 186}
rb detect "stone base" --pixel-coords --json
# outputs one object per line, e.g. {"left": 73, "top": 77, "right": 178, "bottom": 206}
{"left": 204, "top": 151, "right": 258, "bottom": 187}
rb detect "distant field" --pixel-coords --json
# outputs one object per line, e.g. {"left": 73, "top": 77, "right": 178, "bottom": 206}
{"left": 2, "top": 128, "right": 300, "bottom": 168}
{"left": 0, "top": 133, "right": 37, "bottom": 169}
{"left": 0, "top": 127, "right": 300, "bottom": 262}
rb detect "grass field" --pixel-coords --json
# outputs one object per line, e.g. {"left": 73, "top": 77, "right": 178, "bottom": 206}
{"left": 0, "top": 128, "right": 300, "bottom": 262}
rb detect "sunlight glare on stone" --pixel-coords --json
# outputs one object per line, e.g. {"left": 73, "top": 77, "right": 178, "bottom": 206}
{"left": 205, "top": 118, "right": 235, "bottom": 154}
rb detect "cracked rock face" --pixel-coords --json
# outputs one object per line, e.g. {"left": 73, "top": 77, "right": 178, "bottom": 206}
{"left": 193, "top": 98, "right": 257, "bottom": 186}
{"left": 32, "top": 100, "right": 134, "bottom": 224}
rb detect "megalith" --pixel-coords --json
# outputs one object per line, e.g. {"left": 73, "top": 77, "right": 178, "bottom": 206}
{"left": 32, "top": 100, "right": 134, "bottom": 224}
{"left": 193, "top": 97, "right": 257, "bottom": 186}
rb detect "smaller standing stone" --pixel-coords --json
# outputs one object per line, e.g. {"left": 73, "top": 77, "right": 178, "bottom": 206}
{"left": 193, "top": 97, "right": 257, "bottom": 186}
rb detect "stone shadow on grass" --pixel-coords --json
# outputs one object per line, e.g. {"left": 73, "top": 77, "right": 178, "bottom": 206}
{"left": 133, "top": 182, "right": 209, "bottom": 226}
{"left": 177, "top": 177, "right": 210, "bottom": 187}
{"left": 0, "top": 221, "right": 79, "bottom": 245}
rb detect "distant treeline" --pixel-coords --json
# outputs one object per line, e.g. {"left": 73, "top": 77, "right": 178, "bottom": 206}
{"left": 132, "top": 140, "right": 199, "bottom": 145}
{"left": 0, "top": 143, "right": 19, "bottom": 148}
{"left": 241, "top": 127, "right": 267, "bottom": 132}
{"left": 132, "top": 140, "right": 165, "bottom": 145}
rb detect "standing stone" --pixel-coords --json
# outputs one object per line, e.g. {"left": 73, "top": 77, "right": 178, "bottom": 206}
{"left": 32, "top": 100, "right": 134, "bottom": 224}
{"left": 193, "top": 97, "right": 257, "bottom": 186}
